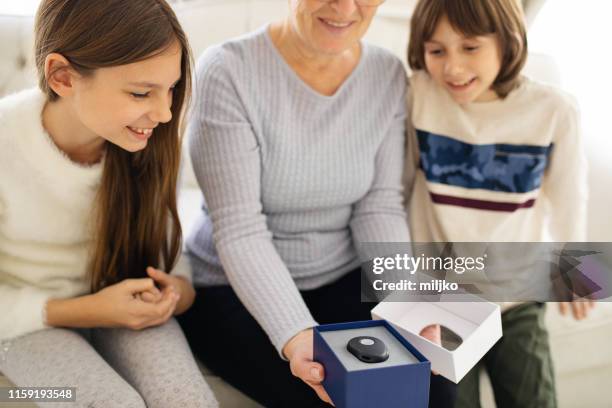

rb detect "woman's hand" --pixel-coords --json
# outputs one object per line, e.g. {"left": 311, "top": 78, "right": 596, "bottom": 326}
{"left": 145, "top": 267, "right": 196, "bottom": 315}
{"left": 419, "top": 324, "right": 441, "bottom": 375}
{"left": 283, "top": 329, "right": 334, "bottom": 406}
{"left": 419, "top": 324, "right": 441, "bottom": 345}
{"left": 280, "top": 325, "right": 443, "bottom": 404}
{"left": 46, "top": 278, "right": 179, "bottom": 330}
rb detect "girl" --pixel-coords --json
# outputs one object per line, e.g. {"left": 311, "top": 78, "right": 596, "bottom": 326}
{"left": 405, "top": 0, "right": 592, "bottom": 407}
{"left": 0, "top": 0, "right": 217, "bottom": 406}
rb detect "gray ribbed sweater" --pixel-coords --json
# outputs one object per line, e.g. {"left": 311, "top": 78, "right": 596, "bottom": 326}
{"left": 186, "top": 26, "right": 410, "bottom": 353}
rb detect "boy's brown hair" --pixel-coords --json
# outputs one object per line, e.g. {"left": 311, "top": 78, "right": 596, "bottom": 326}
{"left": 408, "top": 0, "right": 528, "bottom": 98}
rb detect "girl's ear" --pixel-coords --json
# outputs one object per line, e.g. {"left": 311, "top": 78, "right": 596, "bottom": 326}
{"left": 44, "top": 53, "right": 80, "bottom": 98}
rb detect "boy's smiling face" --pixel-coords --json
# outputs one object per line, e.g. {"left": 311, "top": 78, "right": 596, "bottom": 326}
{"left": 424, "top": 15, "right": 502, "bottom": 104}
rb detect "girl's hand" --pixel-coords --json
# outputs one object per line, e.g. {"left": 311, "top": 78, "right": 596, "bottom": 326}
{"left": 137, "top": 285, "right": 163, "bottom": 303}
{"left": 283, "top": 329, "right": 334, "bottom": 406}
{"left": 92, "top": 278, "right": 179, "bottom": 329}
{"left": 45, "top": 279, "right": 178, "bottom": 330}
{"left": 146, "top": 267, "right": 196, "bottom": 315}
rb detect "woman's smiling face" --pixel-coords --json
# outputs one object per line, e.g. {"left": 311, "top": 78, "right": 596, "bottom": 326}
{"left": 288, "top": 0, "right": 381, "bottom": 56}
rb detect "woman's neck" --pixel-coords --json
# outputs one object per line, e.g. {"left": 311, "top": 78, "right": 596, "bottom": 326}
{"left": 42, "top": 98, "right": 106, "bottom": 166}
{"left": 269, "top": 20, "right": 361, "bottom": 96}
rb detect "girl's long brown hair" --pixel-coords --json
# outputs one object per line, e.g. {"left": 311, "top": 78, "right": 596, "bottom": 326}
{"left": 34, "top": 0, "right": 193, "bottom": 291}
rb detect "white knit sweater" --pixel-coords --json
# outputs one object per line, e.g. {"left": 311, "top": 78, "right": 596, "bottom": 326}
{"left": 0, "top": 88, "right": 102, "bottom": 340}
{"left": 0, "top": 88, "right": 190, "bottom": 341}
{"left": 405, "top": 71, "right": 588, "bottom": 243}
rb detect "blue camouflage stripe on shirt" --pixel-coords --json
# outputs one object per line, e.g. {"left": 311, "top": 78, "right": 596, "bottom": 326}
{"left": 417, "top": 130, "right": 553, "bottom": 193}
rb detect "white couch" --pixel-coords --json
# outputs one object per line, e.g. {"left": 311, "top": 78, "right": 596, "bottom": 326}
{"left": 1, "top": 1, "right": 611, "bottom": 407}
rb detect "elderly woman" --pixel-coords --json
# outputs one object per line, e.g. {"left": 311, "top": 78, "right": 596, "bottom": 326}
{"left": 179, "top": 0, "right": 456, "bottom": 406}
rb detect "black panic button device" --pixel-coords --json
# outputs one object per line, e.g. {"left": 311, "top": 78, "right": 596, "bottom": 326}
{"left": 347, "top": 336, "right": 389, "bottom": 363}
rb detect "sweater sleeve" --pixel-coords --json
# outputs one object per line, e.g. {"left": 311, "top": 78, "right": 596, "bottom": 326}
{"left": 170, "top": 251, "right": 192, "bottom": 283}
{"left": 0, "top": 282, "right": 50, "bottom": 341}
{"left": 350, "top": 73, "right": 411, "bottom": 246}
{"left": 541, "top": 98, "right": 588, "bottom": 241}
{"left": 0, "top": 193, "right": 50, "bottom": 340}
{"left": 188, "top": 51, "right": 317, "bottom": 354}
{"left": 403, "top": 82, "right": 419, "bottom": 208}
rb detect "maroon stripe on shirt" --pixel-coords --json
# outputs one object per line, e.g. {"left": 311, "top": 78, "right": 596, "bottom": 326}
{"left": 430, "top": 192, "right": 536, "bottom": 212}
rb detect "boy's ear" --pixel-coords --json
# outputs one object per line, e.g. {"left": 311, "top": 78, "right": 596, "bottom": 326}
{"left": 44, "top": 53, "right": 79, "bottom": 98}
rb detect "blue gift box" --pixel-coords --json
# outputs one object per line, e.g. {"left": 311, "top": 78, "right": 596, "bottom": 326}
{"left": 313, "top": 320, "right": 430, "bottom": 408}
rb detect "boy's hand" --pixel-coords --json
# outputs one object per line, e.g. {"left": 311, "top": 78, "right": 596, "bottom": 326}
{"left": 558, "top": 299, "right": 595, "bottom": 320}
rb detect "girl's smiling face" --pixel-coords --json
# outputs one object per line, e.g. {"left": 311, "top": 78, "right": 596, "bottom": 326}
{"left": 68, "top": 41, "right": 182, "bottom": 152}
{"left": 424, "top": 15, "right": 502, "bottom": 104}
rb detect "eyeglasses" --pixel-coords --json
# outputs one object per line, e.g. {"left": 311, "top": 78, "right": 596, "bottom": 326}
{"left": 319, "top": 0, "right": 386, "bottom": 6}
